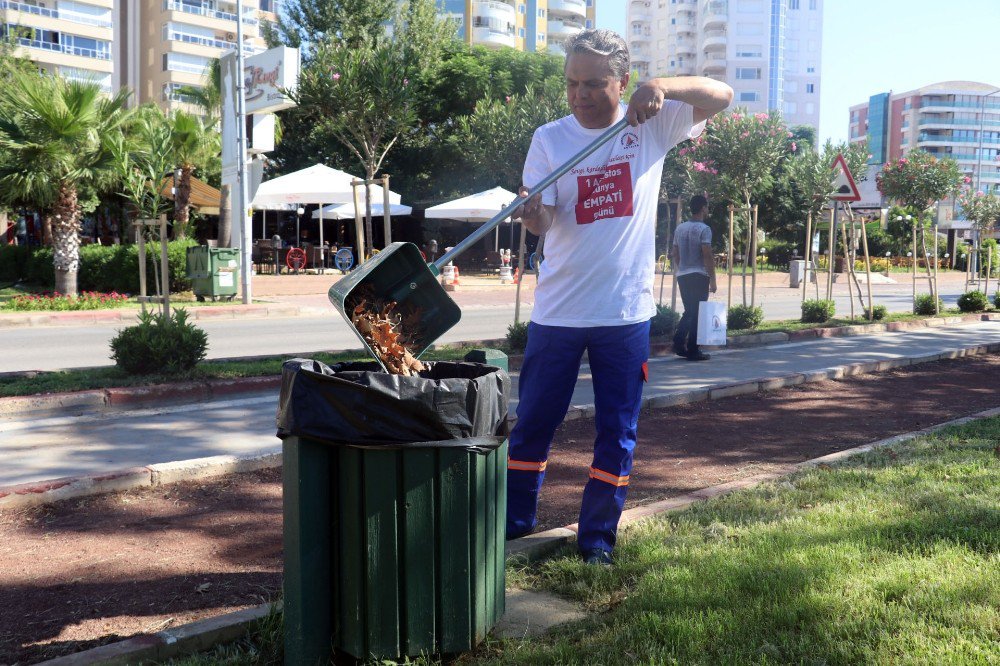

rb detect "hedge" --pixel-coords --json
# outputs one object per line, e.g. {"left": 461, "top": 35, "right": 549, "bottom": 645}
{"left": 1, "top": 240, "right": 197, "bottom": 293}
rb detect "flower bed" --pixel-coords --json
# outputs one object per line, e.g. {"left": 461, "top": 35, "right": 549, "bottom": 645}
{"left": 2, "top": 291, "right": 129, "bottom": 311}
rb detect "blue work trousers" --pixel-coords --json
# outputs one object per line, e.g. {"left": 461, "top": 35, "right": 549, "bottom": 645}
{"left": 506, "top": 320, "right": 650, "bottom": 553}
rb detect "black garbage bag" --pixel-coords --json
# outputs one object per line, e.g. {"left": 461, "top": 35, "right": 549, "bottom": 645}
{"left": 276, "top": 358, "right": 510, "bottom": 452}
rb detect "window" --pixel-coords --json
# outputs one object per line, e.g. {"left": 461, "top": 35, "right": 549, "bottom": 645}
{"left": 736, "top": 67, "right": 762, "bottom": 79}
{"left": 538, "top": 32, "right": 545, "bottom": 40}
{"left": 788, "top": 0, "right": 800, "bottom": 8}
{"left": 518, "top": 27, "right": 525, "bottom": 37}
{"left": 805, "top": 102, "right": 815, "bottom": 115}
{"left": 785, "top": 81, "right": 798, "bottom": 93}
{"left": 806, "top": 83, "right": 815, "bottom": 93}
{"left": 737, "top": 22, "right": 763, "bottom": 35}
{"left": 538, "top": 8, "right": 545, "bottom": 16}
{"left": 739, "top": 91, "right": 760, "bottom": 101}
{"left": 670, "top": 60, "right": 676, "bottom": 66}
{"left": 809, "top": 0, "right": 817, "bottom": 7}
{"left": 519, "top": 3, "right": 525, "bottom": 13}
{"left": 785, "top": 101, "right": 797, "bottom": 114}
{"left": 806, "top": 65, "right": 815, "bottom": 73}
{"left": 586, "top": 20, "right": 592, "bottom": 28}
{"left": 741, "top": 0, "right": 764, "bottom": 11}
{"left": 735, "top": 44, "right": 762, "bottom": 57}
{"left": 671, "top": 18, "right": 676, "bottom": 24}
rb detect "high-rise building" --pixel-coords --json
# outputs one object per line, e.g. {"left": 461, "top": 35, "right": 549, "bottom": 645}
{"left": 626, "top": 0, "right": 822, "bottom": 129}
{"left": 0, "top": 0, "right": 116, "bottom": 94}
{"left": 2, "top": 0, "right": 280, "bottom": 112}
{"left": 848, "top": 81, "right": 1000, "bottom": 231}
{"left": 440, "top": 0, "right": 596, "bottom": 54}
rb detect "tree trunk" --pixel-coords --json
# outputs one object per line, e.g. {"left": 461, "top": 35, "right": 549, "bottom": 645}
{"left": 0, "top": 210, "right": 8, "bottom": 243}
{"left": 42, "top": 214, "right": 54, "bottom": 246}
{"left": 218, "top": 183, "right": 232, "bottom": 247}
{"left": 51, "top": 183, "right": 81, "bottom": 296}
{"left": 173, "top": 166, "right": 192, "bottom": 240}
{"left": 364, "top": 171, "right": 374, "bottom": 260}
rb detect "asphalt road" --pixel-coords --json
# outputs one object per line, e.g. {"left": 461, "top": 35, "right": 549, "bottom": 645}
{"left": 0, "top": 283, "right": 968, "bottom": 374}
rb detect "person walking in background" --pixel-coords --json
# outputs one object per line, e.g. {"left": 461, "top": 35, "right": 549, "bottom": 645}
{"left": 671, "top": 194, "right": 717, "bottom": 361}
{"left": 507, "top": 29, "right": 732, "bottom": 566}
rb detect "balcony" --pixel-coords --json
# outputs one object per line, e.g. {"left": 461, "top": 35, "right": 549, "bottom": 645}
{"left": 703, "top": 29, "right": 726, "bottom": 50}
{"left": 632, "top": 50, "right": 652, "bottom": 64}
{"left": 702, "top": 55, "right": 726, "bottom": 73}
{"left": 547, "top": 19, "right": 584, "bottom": 40}
{"left": 0, "top": 0, "right": 113, "bottom": 28}
{"left": 471, "top": 1, "right": 516, "bottom": 48}
{"left": 702, "top": 0, "right": 728, "bottom": 29}
{"left": 919, "top": 99, "right": 1000, "bottom": 112}
{"left": 630, "top": 27, "right": 652, "bottom": 43}
{"left": 676, "top": 19, "right": 696, "bottom": 34}
{"left": 918, "top": 133, "right": 1000, "bottom": 148}
{"left": 15, "top": 36, "right": 111, "bottom": 60}
{"left": 919, "top": 117, "right": 1000, "bottom": 130}
{"left": 629, "top": 0, "right": 652, "bottom": 20}
{"left": 676, "top": 65, "right": 696, "bottom": 76}
{"left": 548, "top": 0, "right": 587, "bottom": 20}
{"left": 164, "top": 0, "right": 258, "bottom": 26}
{"left": 471, "top": 27, "right": 515, "bottom": 48}
{"left": 164, "top": 29, "right": 257, "bottom": 53}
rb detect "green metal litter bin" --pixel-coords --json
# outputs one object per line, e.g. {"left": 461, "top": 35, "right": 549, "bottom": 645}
{"left": 278, "top": 352, "right": 509, "bottom": 664}
{"left": 186, "top": 246, "right": 239, "bottom": 301}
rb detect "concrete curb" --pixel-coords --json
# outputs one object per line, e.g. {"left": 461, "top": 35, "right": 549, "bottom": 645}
{"left": 37, "top": 602, "right": 280, "bottom": 666}
{"left": 0, "top": 451, "right": 280, "bottom": 510}
{"left": 0, "top": 304, "right": 305, "bottom": 329}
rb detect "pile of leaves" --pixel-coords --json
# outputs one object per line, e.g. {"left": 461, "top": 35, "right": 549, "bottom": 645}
{"left": 347, "top": 287, "right": 426, "bottom": 376}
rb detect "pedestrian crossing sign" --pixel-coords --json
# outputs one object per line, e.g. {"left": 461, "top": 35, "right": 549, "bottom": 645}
{"left": 830, "top": 153, "right": 861, "bottom": 202}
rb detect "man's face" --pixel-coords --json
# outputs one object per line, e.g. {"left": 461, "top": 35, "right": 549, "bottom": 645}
{"left": 565, "top": 52, "right": 628, "bottom": 129}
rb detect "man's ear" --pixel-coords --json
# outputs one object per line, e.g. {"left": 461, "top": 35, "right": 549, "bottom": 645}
{"left": 619, "top": 72, "right": 630, "bottom": 94}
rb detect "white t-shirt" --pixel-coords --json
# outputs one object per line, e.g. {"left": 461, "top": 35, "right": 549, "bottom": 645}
{"left": 673, "top": 220, "right": 713, "bottom": 277}
{"left": 523, "top": 101, "right": 704, "bottom": 327}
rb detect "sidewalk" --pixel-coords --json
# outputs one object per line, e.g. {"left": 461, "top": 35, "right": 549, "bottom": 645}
{"left": 2, "top": 320, "right": 998, "bottom": 506}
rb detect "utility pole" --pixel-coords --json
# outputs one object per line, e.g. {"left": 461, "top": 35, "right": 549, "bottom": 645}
{"left": 235, "top": 0, "right": 252, "bottom": 304}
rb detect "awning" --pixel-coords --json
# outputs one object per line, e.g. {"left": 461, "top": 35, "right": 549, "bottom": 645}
{"left": 250, "top": 163, "right": 401, "bottom": 208}
{"left": 159, "top": 176, "right": 223, "bottom": 215}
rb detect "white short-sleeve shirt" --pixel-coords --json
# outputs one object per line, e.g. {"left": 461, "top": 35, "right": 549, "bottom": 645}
{"left": 522, "top": 101, "right": 705, "bottom": 327}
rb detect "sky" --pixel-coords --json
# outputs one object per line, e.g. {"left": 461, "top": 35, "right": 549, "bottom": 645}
{"left": 597, "top": 0, "right": 1000, "bottom": 145}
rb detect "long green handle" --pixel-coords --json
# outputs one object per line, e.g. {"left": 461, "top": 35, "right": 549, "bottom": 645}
{"left": 432, "top": 118, "right": 629, "bottom": 273}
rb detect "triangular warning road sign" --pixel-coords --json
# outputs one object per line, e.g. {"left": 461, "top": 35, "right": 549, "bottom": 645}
{"left": 830, "top": 153, "right": 861, "bottom": 202}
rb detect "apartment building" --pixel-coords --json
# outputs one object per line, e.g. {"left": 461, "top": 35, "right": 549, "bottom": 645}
{"left": 848, "top": 81, "right": 1000, "bottom": 230}
{"left": 2, "top": 0, "right": 279, "bottom": 111}
{"left": 440, "top": 0, "right": 596, "bottom": 54}
{"left": 0, "top": 0, "right": 115, "bottom": 93}
{"left": 627, "top": 0, "right": 822, "bottom": 129}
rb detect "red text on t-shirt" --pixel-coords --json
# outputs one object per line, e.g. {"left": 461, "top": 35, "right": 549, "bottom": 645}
{"left": 575, "top": 162, "right": 633, "bottom": 225}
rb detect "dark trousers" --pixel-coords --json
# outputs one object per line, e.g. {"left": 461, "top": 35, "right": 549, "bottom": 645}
{"left": 673, "top": 273, "right": 710, "bottom": 354}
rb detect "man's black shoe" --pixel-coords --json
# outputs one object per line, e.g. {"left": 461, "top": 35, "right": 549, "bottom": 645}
{"left": 672, "top": 345, "right": 688, "bottom": 358}
{"left": 581, "top": 548, "right": 613, "bottom": 566}
{"left": 686, "top": 352, "right": 711, "bottom": 361}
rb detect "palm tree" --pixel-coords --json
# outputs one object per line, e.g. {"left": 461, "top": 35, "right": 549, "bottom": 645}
{"left": 175, "top": 58, "right": 221, "bottom": 124}
{"left": 168, "top": 109, "right": 219, "bottom": 239}
{"left": 0, "top": 68, "right": 132, "bottom": 295}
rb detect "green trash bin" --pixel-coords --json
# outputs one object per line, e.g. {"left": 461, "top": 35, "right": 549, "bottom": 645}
{"left": 186, "top": 246, "right": 239, "bottom": 301}
{"left": 278, "top": 352, "right": 510, "bottom": 664}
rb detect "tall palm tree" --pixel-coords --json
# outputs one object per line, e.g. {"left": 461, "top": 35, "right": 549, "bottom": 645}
{"left": 0, "top": 68, "right": 132, "bottom": 295}
{"left": 168, "top": 109, "right": 219, "bottom": 239}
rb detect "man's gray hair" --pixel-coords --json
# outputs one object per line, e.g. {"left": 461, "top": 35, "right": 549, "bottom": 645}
{"left": 565, "top": 29, "right": 630, "bottom": 79}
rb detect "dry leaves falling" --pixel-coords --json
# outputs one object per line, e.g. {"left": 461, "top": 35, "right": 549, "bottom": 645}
{"left": 349, "top": 292, "right": 426, "bottom": 376}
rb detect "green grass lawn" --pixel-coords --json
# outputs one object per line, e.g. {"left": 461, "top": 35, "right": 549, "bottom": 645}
{"left": 727, "top": 307, "right": 985, "bottom": 336}
{"left": 161, "top": 417, "right": 1000, "bottom": 666}
{"left": 497, "top": 418, "right": 1000, "bottom": 665}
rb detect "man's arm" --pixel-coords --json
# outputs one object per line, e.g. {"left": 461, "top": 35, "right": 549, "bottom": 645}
{"left": 626, "top": 76, "right": 734, "bottom": 127}
{"left": 701, "top": 244, "right": 718, "bottom": 293}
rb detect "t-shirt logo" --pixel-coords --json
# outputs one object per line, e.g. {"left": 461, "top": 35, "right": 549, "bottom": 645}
{"left": 620, "top": 132, "right": 639, "bottom": 149}
{"left": 575, "top": 162, "right": 633, "bottom": 225}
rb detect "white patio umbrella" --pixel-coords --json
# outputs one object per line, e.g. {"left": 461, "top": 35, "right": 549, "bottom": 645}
{"left": 313, "top": 202, "right": 413, "bottom": 220}
{"left": 251, "top": 164, "right": 401, "bottom": 258}
{"left": 424, "top": 186, "right": 518, "bottom": 250}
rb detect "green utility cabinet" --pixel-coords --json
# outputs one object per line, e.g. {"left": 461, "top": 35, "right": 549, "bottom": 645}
{"left": 280, "top": 351, "right": 509, "bottom": 664}
{"left": 186, "top": 246, "right": 239, "bottom": 301}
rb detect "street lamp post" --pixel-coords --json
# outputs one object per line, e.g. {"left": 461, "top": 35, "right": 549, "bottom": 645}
{"left": 296, "top": 207, "right": 304, "bottom": 248}
{"left": 884, "top": 251, "right": 891, "bottom": 278}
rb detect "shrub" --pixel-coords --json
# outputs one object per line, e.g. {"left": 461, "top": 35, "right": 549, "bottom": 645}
{"left": 0, "top": 245, "right": 30, "bottom": 283}
{"left": 506, "top": 321, "right": 528, "bottom": 353}
{"left": 728, "top": 304, "right": 764, "bottom": 330}
{"left": 957, "top": 290, "right": 988, "bottom": 313}
{"left": 109, "top": 308, "right": 208, "bottom": 375}
{"left": 758, "top": 240, "right": 795, "bottom": 269}
{"left": 870, "top": 304, "right": 888, "bottom": 321}
{"left": 801, "top": 299, "right": 835, "bottom": 323}
{"left": 994, "top": 292, "right": 1000, "bottom": 309}
{"left": 913, "top": 293, "right": 943, "bottom": 315}
{"left": 649, "top": 304, "right": 680, "bottom": 338}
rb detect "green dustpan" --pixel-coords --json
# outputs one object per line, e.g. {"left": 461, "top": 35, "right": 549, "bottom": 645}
{"left": 329, "top": 118, "right": 629, "bottom": 370}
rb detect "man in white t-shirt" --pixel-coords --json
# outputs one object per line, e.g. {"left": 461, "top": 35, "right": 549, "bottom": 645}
{"left": 507, "top": 29, "right": 733, "bottom": 565}
{"left": 670, "top": 194, "right": 717, "bottom": 360}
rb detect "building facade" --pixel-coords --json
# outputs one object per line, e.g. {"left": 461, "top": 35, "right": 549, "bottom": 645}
{"left": 626, "top": 0, "right": 822, "bottom": 129}
{"left": 440, "top": 0, "right": 596, "bottom": 54}
{"left": 848, "top": 81, "right": 1000, "bottom": 230}
{"left": 2, "top": 0, "right": 279, "bottom": 111}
